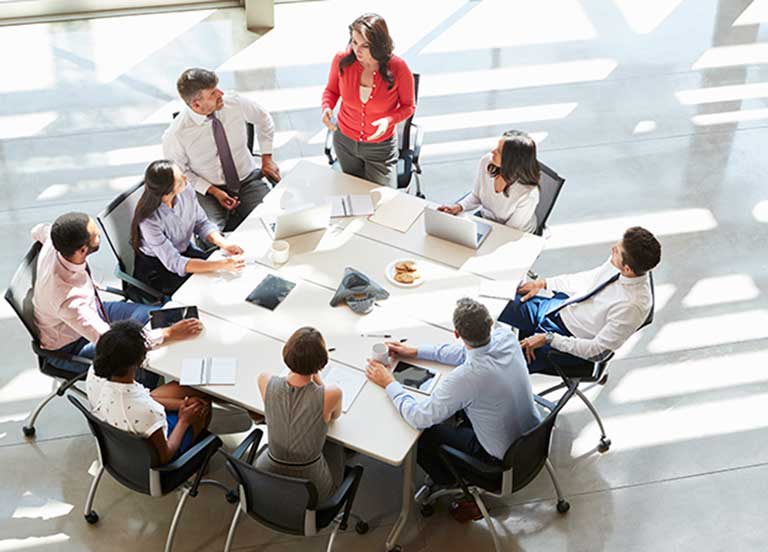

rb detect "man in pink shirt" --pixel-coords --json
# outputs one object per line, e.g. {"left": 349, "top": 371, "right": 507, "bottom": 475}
{"left": 31, "top": 212, "right": 202, "bottom": 381}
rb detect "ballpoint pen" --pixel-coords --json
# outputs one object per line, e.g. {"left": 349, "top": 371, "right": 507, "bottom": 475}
{"left": 361, "top": 333, "right": 391, "bottom": 338}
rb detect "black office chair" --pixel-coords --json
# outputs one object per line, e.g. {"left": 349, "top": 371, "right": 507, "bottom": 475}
{"left": 5, "top": 242, "right": 91, "bottom": 438}
{"left": 68, "top": 395, "right": 229, "bottom": 552}
{"left": 536, "top": 273, "right": 656, "bottom": 453}
{"left": 97, "top": 181, "right": 167, "bottom": 305}
{"left": 533, "top": 162, "right": 565, "bottom": 237}
{"left": 324, "top": 73, "right": 424, "bottom": 197}
{"left": 222, "top": 428, "right": 368, "bottom": 552}
{"left": 415, "top": 381, "right": 578, "bottom": 552}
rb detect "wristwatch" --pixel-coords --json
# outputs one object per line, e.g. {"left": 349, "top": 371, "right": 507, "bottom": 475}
{"left": 545, "top": 332, "right": 554, "bottom": 345}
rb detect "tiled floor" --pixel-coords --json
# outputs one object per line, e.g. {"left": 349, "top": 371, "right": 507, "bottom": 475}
{"left": 1, "top": 1, "right": 768, "bottom": 550}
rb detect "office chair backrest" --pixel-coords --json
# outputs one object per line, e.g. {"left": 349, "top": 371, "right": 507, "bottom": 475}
{"left": 534, "top": 162, "right": 566, "bottom": 236}
{"left": 396, "top": 73, "right": 420, "bottom": 155}
{"left": 227, "top": 454, "right": 319, "bottom": 536}
{"left": 503, "top": 380, "right": 578, "bottom": 492}
{"left": 68, "top": 395, "right": 159, "bottom": 495}
{"left": 641, "top": 272, "right": 655, "bottom": 329}
{"left": 98, "top": 181, "right": 145, "bottom": 275}
{"left": 5, "top": 241, "right": 42, "bottom": 342}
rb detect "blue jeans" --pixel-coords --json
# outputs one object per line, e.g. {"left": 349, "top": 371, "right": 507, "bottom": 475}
{"left": 498, "top": 293, "right": 583, "bottom": 374}
{"left": 47, "top": 301, "right": 160, "bottom": 388}
{"left": 166, "top": 412, "right": 196, "bottom": 460}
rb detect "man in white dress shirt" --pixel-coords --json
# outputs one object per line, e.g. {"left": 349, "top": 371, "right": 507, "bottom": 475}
{"left": 498, "top": 226, "right": 661, "bottom": 373}
{"left": 163, "top": 68, "right": 281, "bottom": 232}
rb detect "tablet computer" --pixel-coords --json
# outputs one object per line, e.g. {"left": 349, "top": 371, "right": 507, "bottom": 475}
{"left": 246, "top": 274, "right": 296, "bottom": 311}
{"left": 149, "top": 306, "right": 199, "bottom": 329}
{"left": 393, "top": 361, "right": 439, "bottom": 395}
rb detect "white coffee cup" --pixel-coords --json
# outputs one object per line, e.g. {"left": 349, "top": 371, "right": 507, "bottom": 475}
{"left": 270, "top": 240, "right": 290, "bottom": 264}
{"left": 372, "top": 343, "right": 389, "bottom": 366}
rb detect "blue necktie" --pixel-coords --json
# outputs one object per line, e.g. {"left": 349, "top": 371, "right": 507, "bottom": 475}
{"left": 546, "top": 273, "right": 620, "bottom": 318}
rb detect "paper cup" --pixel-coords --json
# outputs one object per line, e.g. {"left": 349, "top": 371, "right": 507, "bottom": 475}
{"left": 270, "top": 240, "right": 290, "bottom": 264}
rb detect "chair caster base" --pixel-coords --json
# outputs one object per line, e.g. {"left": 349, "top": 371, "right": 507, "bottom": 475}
{"left": 388, "top": 546, "right": 402, "bottom": 552}
{"left": 84, "top": 511, "right": 99, "bottom": 524}
{"left": 416, "top": 193, "right": 425, "bottom": 199}
{"left": 355, "top": 521, "right": 369, "bottom": 534}
{"left": 22, "top": 426, "right": 36, "bottom": 438}
{"left": 225, "top": 491, "right": 239, "bottom": 504}
{"left": 598, "top": 373, "right": 609, "bottom": 385}
{"left": 420, "top": 504, "right": 434, "bottom": 517}
{"left": 597, "top": 438, "right": 611, "bottom": 453}
{"left": 556, "top": 500, "right": 570, "bottom": 514}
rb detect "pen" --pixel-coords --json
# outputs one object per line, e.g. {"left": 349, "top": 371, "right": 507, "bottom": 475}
{"left": 399, "top": 338, "right": 408, "bottom": 343}
{"left": 361, "top": 333, "right": 391, "bottom": 338}
{"left": 328, "top": 347, "right": 336, "bottom": 352}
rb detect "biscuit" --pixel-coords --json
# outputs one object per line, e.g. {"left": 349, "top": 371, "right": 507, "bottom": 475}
{"left": 394, "top": 272, "right": 416, "bottom": 284}
{"left": 395, "top": 261, "right": 417, "bottom": 272}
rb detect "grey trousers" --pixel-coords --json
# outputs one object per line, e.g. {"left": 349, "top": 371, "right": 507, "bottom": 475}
{"left": 333, "top": 130, "right": 398, "bottom": 188}
{"left": 196, "top": 170, "right": 269, "bottom": 232}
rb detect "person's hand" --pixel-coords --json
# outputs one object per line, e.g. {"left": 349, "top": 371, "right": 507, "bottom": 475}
{"left": 165, "top": 318, "right": 204, "bottom": 343}
{"left": 366, "top": 359, "right": 394, "bottom": 388}
{"left": 321, "top": 108, "right": 337, "bottom": 131}
{"left": 210, "top": 187, "right": 240, "bottom": 211}
{"left": 261, "top": 155, "right": 281, "bottom": 183}
{"left": 517, "top": 279, "right": 547, "bottom": 302}
{"left": 520, "top": 334, "right": 547, "bottom": 364}
{"left": 369, "top": 117, "right": 390, "bottom": 141}
{"left": 221, "top": 255, "right": 246, "bottom": 273}
{"left": 385, "top": 341, "right": 417, "bottom": 359}
{"left": 187, "top": 396, "right": 210, "bottom": 409}
{"left": 437, "top": 204, "right": 462, "bottom": 216}
{"left": 221, "top": 243, "right": 244, "bottom": 256}
{"left": 179, "top": 396, "right": 208, "bottom": 425}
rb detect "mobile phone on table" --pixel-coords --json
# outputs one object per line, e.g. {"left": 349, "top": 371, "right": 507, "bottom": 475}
{"left": 149, "top": 306, "right": 199, "bottom": 329}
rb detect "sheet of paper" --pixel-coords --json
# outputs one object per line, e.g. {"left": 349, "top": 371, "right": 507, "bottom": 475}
{"left": 330, "top": 195, "right": 375, "bottom": 217}
{"left": 479, "top": 279, "right": 521, "bottom": 301}
{"left": 180, "top": 357, "right": 237, "bottom": 386}
{"left": 368, "top": 187, "right": 424, "bottom": 232}
{"left": 322, "top": 366, "right": 367, "bottom": 413}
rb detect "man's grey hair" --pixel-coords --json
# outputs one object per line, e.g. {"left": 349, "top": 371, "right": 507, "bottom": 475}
{"left": 176, "top": 68, "right": 219, "bottom": 105}
{"left": 453, "top": 297, "right": 493, "bottom": 348}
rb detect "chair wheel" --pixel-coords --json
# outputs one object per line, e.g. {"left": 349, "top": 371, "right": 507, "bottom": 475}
{"left": 84, "top": 511, "right": 99, "bottom": 524}
{"left": 225, "top": 490, "right": 239, "bottom": 504}
{"left": 598, "top": 437, "right": 611, "bottom": 453}
{"left": 388, "top": 547, "right": 402, "bottom": 552}
{"left": 355, "top": 521, "right": 369, "bottom": 534}
{"left": 22, "top": 426, "right": 36, "bottom": 437}
{"left": 556, "top": 500, "right": 570, "bottom": 514}
{"left": 598, "top": 373, "right": 609, "bottom": 385}
{"left": 420, "top": 504, "right": 434, "bottom": 517}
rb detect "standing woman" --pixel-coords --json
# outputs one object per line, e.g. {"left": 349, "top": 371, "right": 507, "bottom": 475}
{"left": 321, "top": 13, "right": 415, "bottom": 188}
{"left": 131, "top": 159, "right": 246, "bottom": 297}
{"left": 439, "top": 130, "right": 541, "bottom": 233}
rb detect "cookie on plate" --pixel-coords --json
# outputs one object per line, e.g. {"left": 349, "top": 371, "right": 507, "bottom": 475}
{"left": 395, "top": 261, "right": 417, "bottom": 273}
{"left": 394, "top": 272, "right": 417, "bottom": 284}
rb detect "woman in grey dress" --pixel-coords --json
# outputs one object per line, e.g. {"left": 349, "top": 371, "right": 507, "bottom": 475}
{"left": 255, "top": 327, "right": 345, "bottom": 501}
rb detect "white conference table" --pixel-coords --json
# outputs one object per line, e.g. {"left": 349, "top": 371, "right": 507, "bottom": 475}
{"left": 149, "top": 161, "right": 544, "bottom": 550}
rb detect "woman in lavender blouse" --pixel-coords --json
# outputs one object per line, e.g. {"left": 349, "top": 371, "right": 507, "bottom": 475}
{"left": 131, "top": 160, "right": 246, "bottom": 296}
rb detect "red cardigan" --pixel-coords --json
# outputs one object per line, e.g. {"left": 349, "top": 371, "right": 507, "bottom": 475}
{"left": 322, "top": 50, "right": 415, "bottom": 143}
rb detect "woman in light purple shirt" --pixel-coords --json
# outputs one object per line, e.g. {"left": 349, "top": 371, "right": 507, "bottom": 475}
{"left": 131, "top": 160, "right": 246, "bottom": 296}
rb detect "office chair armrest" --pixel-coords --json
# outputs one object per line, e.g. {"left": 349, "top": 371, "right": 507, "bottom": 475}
{"left": 233, "top": 428, "right": 264, "bottom": 463}
{"left": 439, "top": 445, "right": 505, "bottom": 475}
{"left": 534, "top": 394, "right": 556, "bottom": 412}
{"left": 114, "top": 268, "right": 165, "bottom": 302}
{"left": 33, "top": 342, "right": 92, "bottom": 367}
{"left": 324, "top": 130, "right": 336, "bottom": 165}
{"left": 316, "top": 464, "right": 364, "bottom": 529}
{"left": 411, "top": 123, "right": 423, "bottom": 164}
{"left": 156, "top": 433, "right": 222, "bottom": 473}
{"left": 98, "top": 285, "right": 126, "bottom": 298}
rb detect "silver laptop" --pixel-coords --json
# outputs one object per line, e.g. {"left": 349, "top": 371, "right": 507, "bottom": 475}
{"left": 424, "top": 207, "right": 492, "bottom": 249}
{"left": 262, "top": 203, "right": 332, "bottom": 239}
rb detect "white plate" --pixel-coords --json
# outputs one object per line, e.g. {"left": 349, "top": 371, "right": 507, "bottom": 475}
{"left": 385, "top": 259, "right": 425, "bottom": 288}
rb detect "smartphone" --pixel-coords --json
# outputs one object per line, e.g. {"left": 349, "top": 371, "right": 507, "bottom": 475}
{"left": 149, "top": 306, "right": 199, "bottom": 329}
{"left": 246, "top": 274, "right": 296, "bottom": 311}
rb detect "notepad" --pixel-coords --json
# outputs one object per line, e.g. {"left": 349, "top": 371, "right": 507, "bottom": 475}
{"left": 322, "top": 366, "right": 367, "bottom": 413}
{"left": 478, "top": 279, "right": 521, "bottom": 301}
{"left": 368, "top": 188, "right": 424, "bottom": 232}
{"left": 330, "top": 194, "right": 375, "bottom": 217}
{"left": 180, "top": 357, "right": 237, "bottom": 386}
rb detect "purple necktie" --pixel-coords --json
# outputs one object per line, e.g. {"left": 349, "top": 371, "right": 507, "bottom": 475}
{"left": 208, "top": 112, "right": 241, "bottom": 193}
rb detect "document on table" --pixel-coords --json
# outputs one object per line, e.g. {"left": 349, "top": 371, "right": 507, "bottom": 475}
{"left": 479, "top": 279, "right": 521, "bottom": 301}
{"left": 180, "top": 357, "right": 237, "bottom": 386}
{"left": 368, "top": 187, "right": 424, "bottom": 232}
{"left": 330, "top": 194, "right": 375, "bottom": 217}
{"left": 322, "top": 366, "right": 367, "bottom": 413}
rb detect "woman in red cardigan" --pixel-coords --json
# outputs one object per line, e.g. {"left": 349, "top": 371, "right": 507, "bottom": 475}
{"left": 321, "top": 13, "right": 415, "bottom": 188}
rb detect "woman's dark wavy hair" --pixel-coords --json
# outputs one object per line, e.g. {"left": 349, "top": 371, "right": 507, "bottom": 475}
{"left": 130, "top": 160, "right": 177, "bottom": 252}
{"left": 339, "top": 13, "right": 395, "bottom": 90}
{"left": 92, "top": 321, "right": 149, "bottom": 379}
{"left": 487, "top": 130, "right": 540, "bottom": 197}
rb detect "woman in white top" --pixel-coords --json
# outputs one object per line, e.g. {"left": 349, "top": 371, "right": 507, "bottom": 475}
{"left": 86, "top": 321, "right": 211, "bottom": 464}
{"left": 439, "top": 130, "right": 541, "bottom": 233}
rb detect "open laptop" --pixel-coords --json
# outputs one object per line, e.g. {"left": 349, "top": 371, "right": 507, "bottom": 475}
{"left": 261, "top": 203, "right": 332, "bottom": 240}
{"left": 424, "top": 206, "right": 492, "bottom": 249}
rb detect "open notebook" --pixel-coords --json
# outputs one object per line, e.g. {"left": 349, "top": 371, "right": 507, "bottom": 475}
{"left": 180, "top": 357, "right": 237, "bottom": 386}
{"left": 330, "top": 194, "right": 375, "bottom": 217}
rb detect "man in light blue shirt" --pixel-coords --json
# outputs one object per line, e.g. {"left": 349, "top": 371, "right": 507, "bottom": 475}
{"left": 366, "top": 298, "right": 541, "bottom": 485}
